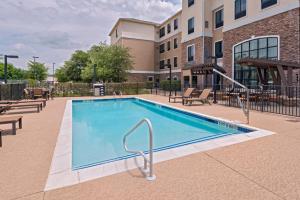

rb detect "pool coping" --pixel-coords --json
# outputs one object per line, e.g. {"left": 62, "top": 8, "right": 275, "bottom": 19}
{"left": 44, "top": 97, "right": 274, "bottom": 191}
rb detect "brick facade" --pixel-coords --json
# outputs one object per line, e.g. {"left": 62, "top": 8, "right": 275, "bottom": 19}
{"left": 223, "top": 8, "right": 300, "bottom": 78}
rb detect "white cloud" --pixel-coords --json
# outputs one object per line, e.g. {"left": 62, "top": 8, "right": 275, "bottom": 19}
{"left": 0, "top": 0, "right": 181, "bottom": 69}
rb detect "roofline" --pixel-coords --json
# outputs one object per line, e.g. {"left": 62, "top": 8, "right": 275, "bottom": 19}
{"left": 109, "top": 18, "right": 159, "bottom": 36}
{"left": 109, "top": 9, "right": 182, "bottom": 36}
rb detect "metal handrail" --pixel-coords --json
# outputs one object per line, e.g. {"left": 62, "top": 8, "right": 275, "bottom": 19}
{"left": 123, "top": 118, "right": 156, "bottom": 181}
{"left": 213, "top": 69, "right": 250, "bottom": 124}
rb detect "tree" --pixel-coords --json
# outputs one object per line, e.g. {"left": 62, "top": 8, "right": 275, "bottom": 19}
{"left": 27, "top": 61, "right": 48, "bottom": 81}
{"left": 55, "top": 67, "right": 69, "bottom": 82}
{"left": 0, "top": 63, "right": 28, "bottom": 80}
{"left": 64, "top": 50, "right": 89, "bottom": 82}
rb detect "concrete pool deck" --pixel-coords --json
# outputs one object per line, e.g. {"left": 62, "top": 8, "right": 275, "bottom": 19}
{"left": 0, "top": 95, "right": 299, "bottom": 200}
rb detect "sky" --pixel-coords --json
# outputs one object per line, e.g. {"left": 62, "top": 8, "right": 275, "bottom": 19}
{"left": 0, "top": 0, "right": 181, "bottom": 71}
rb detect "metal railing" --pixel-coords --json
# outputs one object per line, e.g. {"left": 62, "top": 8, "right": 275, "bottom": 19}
{"left": 213, "top": 69, "right": 250, "bottom": 124}
{"left": 123, "top": 118, "right": 156, "bottom": 181}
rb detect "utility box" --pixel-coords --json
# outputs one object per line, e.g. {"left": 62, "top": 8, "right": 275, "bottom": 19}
{"left": 93, "top": 83, "right": 105, "bottom": 96}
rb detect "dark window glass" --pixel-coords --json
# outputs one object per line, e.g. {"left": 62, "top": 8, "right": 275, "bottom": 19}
{"left": 167, "top": 59, "right": 171, "bottom": 68}
{"left": 174, "top": 57, "right": 178, "bottom": 67}
{"left": 188, "top": 17, "right": 194, "bottom": 34}
{"left": 115, "top": 29, "right": 118, "bottom": 38}
{"left": 174, "top": 38, "right": 178, "bottom": 49}
{"left": 159, "top": 27, "right": 165, "bottom": 38}
{"left": 235, "top": 0, "right": 247, "bottom": 19}
{"left": 188, "top": 0, "right": 194, "bottom": 7}
{"left": 233, "top": 37, "right": 279, "bottom": 86}
{"left": 160, "top": 43, "right": 165, "bottom": 53}
{"left": 215, "top": 9, "right": 224, "bottom": 28}
{"left": 167, "top": 41, "right": 171, "bottom": 51}
{"left": 174, "top": 19, "right": 178, "bottom": 30}
{"left": 261, "top": 0, "right": 277, "bottom": 9}
{"left": 160, "top": 60, "right": 165, "bottom": 69}
{"left": 188, "top": 45, "right": 195, "bottom": 62}
{"left": 215, "top": 41, "right": 223, "bottom": 58}
{"left": 167, "top": 24, "right": 171, "bottom": 34}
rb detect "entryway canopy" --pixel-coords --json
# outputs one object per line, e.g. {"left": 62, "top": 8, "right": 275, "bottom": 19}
{"left": 237, "top": 58, "right": 300, "bottom": 86}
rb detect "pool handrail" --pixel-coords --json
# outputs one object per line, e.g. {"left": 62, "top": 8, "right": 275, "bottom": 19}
{"left": 122, "top": 118, "right": 156, "bottom": 181}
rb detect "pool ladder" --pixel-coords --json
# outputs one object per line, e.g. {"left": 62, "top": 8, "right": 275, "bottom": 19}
{"left": 123, "top": 118, "right": 156, "bottom": 181}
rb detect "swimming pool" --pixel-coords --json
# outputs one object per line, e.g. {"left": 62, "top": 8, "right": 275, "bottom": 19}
{"left": 72, "top": 98, "right": 253, "bottom": 170}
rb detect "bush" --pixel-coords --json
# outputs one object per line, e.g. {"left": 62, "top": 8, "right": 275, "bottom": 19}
{"left": 160, "top": 80, "right": 181, "bottom": 91}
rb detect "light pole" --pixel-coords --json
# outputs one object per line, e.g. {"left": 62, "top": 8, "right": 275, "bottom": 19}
{"left": 163, "top": 63, "right": 172, "bottom": 96}
{"left": 32, "top": 56, "right": 39, "bottom": 81}
{"left": 4, "top": 55, "right": 19, "bottom": 84}
{"left": 52, "top": 63, "right": 55, "bottom": 83}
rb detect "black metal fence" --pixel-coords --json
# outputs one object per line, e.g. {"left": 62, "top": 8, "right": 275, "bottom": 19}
{"left": 0, "top": 84, "right": 26, "bottom": 100}
{"left": 150, "top": 84, "right": 300, "bottom": 117}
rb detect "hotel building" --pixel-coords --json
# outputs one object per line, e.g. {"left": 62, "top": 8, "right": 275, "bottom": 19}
{"left": 109, "top": 0, "right": 300, "bottom": 87}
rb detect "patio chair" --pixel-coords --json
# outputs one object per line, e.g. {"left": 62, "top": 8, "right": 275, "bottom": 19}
{"left": 33, "top": 88, "right": 43, "bottom": 99}
{"left": 184, "top": 88, "right": 212, "bottom": 106}
{"left": 169, "top": 88, "right": 195, "bottom": 103}
{"left": 0, "top": 116, "right": 22, "bottom": 135}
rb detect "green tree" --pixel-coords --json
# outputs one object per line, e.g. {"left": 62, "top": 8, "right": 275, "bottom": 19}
{"left": 27, "top": 61, "right": 48, "bottom": 81}
{"left": 64, "top": 50, "right": 89, "bottom": 82}
{"left": 0, "top": 63, "right": 28, "bottom": 80}
{"left": 55, "top": 67, "right": 69, "bottom": 82}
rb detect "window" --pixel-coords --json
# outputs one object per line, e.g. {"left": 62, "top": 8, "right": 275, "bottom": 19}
{"left": 261, "top": 0, "right": 277, "bottom": 9}
{"left": 167, "top": 41, "right": 171, "bottom": 51}
{"left": 174, "top": 57, "right": 178, "bottom": 68}
{"left": 160, "top": 60, "right": 165, "bottom": 69}
{"left": 187, "top": 45, "right": 195, "bottom": 62}
{"left": 174, "top": 38, "right": 178, "bottom": 49}
{"left": 235, "top": 0, "right": 247, "bottom": 19}
{"left": 167, "top": 59, "right": 171, "bottom": 68}
{"left": 215, "top": 41, "right": 223, "bottom": 58}
{"left": 174, "top": 19, "right": 178, "bottom": 30}
{"left": 115, "top": 29, "right": 118, "bottom": 38}
{"left": 215, "top": 9, "right": 224, "bottom": 28}
{"left": 173, "top": 76, "right": 178, "bottom": 81}
{"left": 234, "top": 37, "right": 279, "bottom": 86}
{"left": 188, "top": 17, "right": 194, "bottom": 34}
{"left": 160, "top": 43, "right": 165, "bottom": 53}
{"left": 159, "top": 27, "right": 165, "bottom": 38}
{"left": 167, "top": 24, "right": 171, "bottom": 33}
{"left": 147, "top": 76, "right": 154, "bottom": 82}
{"left": 188, "top": 0, "right": 194, "bottom": 7}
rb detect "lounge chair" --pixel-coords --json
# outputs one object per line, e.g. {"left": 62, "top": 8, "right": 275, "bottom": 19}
{"left": 169, "top": 88, "right": 195, "bottom": 103}
{"left": 0, "top": 99, "right": 47, "bottom": 107}
{"left": 0, "top": 116, "right": 23, "bottom": 135}
{"left": 3, "top": 103, "right": 42, "bottom": 113}
{"left": 184, "top": 88, "right": 212, "bottom": 105}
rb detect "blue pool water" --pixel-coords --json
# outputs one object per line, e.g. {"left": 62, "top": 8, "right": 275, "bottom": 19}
{"left": 72, "top": 98, "right": 252, "bottom": 170}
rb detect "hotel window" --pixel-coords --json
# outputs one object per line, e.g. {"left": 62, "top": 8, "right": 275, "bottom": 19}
{"left": 160, "top": 43, "right": 165, "bottom": 53}
{"left": 115, "top": 29, "right": 118, "bottom": 38}
{"left": 147, "top": 76, "right": 154, "bottom": 82}
{"left": 160, "top": 60, "right": 165, "bottom": 69}
{"left": 187, "top": 45, "right": 195, "bottom": 62}
{"left": 167, "top": 41, "right": 171, "bottom": 51}
{"left": 160, "top": 27, "right": 165, "bottom": 38}
{"left": 167, "top": 59, "right": 171, "bottom": 68}
{"left": 215, "top": 41, "right": 223, "bottom": 58}
{"left": 188, "top": 17, "right": 194, "bottom": 34}
{"left": 188, "top": 0, "right": 194, "bottom": 7}
{"left": 167, "top": 24, "right": 171, "bottom": 34}
{"left": 215, "top": 9, "right": 224, "bottom": 28}
{"left": 174, "top": 19, "right": 178, "bottom": 30}
{"left": 174, "top": 57, "right": 178, "bottom": 68}
{"left": 261, "top": 0, "right": 277, "bottom": 9}
{"left": 235, "top": 0, "right": 247, "bottom": 19}
{"left": 234, "top": 37, "right": 279, "bottom": 86}
{"left": 174, "top": 38, "right": 178, "bottom": 49}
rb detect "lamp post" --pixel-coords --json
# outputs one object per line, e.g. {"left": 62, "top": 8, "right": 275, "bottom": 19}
{"left": 4, "top": 55, "right": 19, "bottom": 84}
{"left": 32, "top": 56, "right": 39, "bottom": 81}
{"left": 208, "top": 56, "right": 218, "bottom": 104}
{"left": 52, "top": 63, "right": 55, "bottom": 84}
{"left": 163, "top": 63, "right": 172, "bottom": 97}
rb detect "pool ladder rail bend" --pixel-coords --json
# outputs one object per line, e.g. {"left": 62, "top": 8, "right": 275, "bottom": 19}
{"left": 123, "top": 118, "right": 156, "bottom": 181}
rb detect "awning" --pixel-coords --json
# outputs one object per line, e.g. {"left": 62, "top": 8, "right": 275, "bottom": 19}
{"left": 237, "top": 58, "right": 300, "bottom": 69}
{"left": 182, "top": 63, "right": 226, "bottom": 75}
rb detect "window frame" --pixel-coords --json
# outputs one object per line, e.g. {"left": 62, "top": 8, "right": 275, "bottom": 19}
{"left": 174, "top": 19, "right": 178, "bottom": 30}
{"left": 214, "top": 40, "right": 223, "bottom": 59}
{"left": 261, "top": 0, "right": 277, "bottom": 9}
{"left": 235, "top": 0, "right": 247, "bottom": 20}
{"left": 147, "top": 76, "right": 154, "bottom": 82}
{"left": 160, "top": 43, "right": 165, "bottom": 54}
{"left": 167, "top": 41, "right": 171, "bottom": 51}
{"left": 188, "top": 17, "right": 195, "bottom": 34}
{"left": 188, "top": 0, "right": 194, "bottom": 7}
{"left": 159, "top": 27, "right": 165, "bottom": 38}
{"left": 174, "top": 57, "right": 178, "bottom": 68}
{"left": 187, "top": 44, "right": 195, "bottom": 62}
{"left": 167, "top": 23, "right": 171, "bottom": 34}
{"left": 215, "top": 9, "right": 224, "bottom": 29}
{"left": 174, "top": 38, "right": 178, "bottom": 49}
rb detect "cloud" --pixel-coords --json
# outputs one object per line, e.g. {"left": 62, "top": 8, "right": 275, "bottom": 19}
{"left": 0, "top": 0, "right": 181, "bottom": 69}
